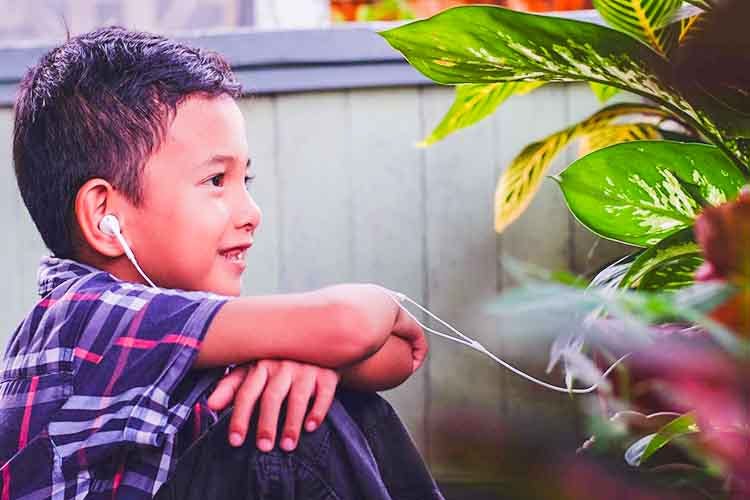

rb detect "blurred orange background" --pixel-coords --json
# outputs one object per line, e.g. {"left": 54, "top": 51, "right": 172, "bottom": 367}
{"left": 332, "top": 0, "right": 593, "bottom": 21}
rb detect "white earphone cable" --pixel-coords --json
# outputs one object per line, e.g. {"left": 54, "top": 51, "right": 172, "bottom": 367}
{"left": 391, "top": 292, "right": 629, "bottom": 394}
{"left": 112, "top": 231, "right": 158, "bottom": 288}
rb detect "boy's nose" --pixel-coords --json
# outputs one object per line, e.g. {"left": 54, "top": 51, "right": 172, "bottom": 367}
{"left": 236, "top": 193, "right": 262, "bottom": 233}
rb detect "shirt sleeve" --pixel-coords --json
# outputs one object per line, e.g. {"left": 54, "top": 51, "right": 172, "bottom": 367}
{"left": 49, "top": 281, "right": 230, "bottom": 462}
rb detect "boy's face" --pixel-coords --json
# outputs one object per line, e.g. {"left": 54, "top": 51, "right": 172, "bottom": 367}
{"left": 122, "top": 94, "right": 261, "bottom": 296}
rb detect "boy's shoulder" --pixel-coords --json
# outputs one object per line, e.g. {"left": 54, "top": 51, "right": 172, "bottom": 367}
{"left": 4, "top": 256, "right": 227, "bottom": 378}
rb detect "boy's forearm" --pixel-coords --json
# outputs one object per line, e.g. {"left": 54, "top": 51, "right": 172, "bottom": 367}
{"left": 338, "top": 334, "right": 415, "bottom": 392}
{"left": 194, "top": 290, "right": 386, "bottom": 369}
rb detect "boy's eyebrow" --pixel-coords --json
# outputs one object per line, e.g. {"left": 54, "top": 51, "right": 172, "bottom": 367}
{"left": 196, "top": 155, "right": 252, "bottom": 170}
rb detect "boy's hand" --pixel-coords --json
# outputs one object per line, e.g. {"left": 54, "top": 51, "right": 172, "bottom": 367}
{"left": 206, "top": 360, "right": 339, "bottom": 452}
{"left": 390, "top": 298, "right": 428, "bottom": 372}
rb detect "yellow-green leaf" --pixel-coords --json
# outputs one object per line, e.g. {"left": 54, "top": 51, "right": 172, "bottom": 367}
{"left": 589, "top": 82, "right": 620, "bottom": 103}
{"left": 593, "top": 0, "right": 682, "bottom": 56}
{"left": 495, "top": 104, "right": 671, "bottom": 233}
{"left": 420, "top": 82, "right": 542, "bottom": 147}
{"left": 678, "top": 14, "right": 703, "bottom": 46}
{"left": 579, "top": 123, "right": 662, "bottom": 156}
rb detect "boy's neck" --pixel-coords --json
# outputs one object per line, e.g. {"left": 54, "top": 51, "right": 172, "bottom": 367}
{"left": 74, "top": 245, "right": 149, "bottom": 286}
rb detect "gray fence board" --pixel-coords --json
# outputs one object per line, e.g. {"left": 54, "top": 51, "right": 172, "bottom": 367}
{"left": 420, "top": 86, "right": 504, "bottom": 479}
{"left": 348, "top": 87, "right": 428, "bottom": 451}
{"left": 565, "top": 85, "right": 634, "bottom": 278}
{"left": 492, "top": 85, "right": 579, "bottom": 434}
{"left": 240, "top": 96, "right": 282, "bottom": 295}
{"left": 0, "top": 108, "right": 46, "bottom": 336}
{"left": 275, "top": 91, "right": 354, "bottom": 291}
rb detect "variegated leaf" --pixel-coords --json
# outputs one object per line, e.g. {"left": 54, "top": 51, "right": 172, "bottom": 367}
{"left": 495, "top": 103, "right": 671, "bottom": 233}
{"left": 579, "top": 123, "right": 662, "bottom": 156}
{"left": 593, "top": 0, "right": 682, "bottom": 56}
{"left": 620, "top": 228, "right": 701, "bottom": 290}
{"left": 589, "top": 82, "right": 620, "bottom": 103}
{"left": 379, "top": 6, "right": 750, "bottom": 171}
{"left": 638, "top": 256, "right": 703, "bottom": 291}
{"left": 420, "top": 81, "right": 543, "bottom": 147}
{"left": 558, "top": 141, "right": 745, "bottom": 247}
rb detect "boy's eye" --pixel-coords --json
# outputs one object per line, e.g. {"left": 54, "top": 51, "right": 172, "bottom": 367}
{"left": 209, "top": 174, "right": 225, "bottom": 187}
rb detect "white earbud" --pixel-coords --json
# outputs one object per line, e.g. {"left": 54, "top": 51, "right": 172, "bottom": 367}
{"left": 99, "top": 214, "right": 157, "bottom": 288}
{"left": 99, "top": 214, "right": 121, "bottom": 237}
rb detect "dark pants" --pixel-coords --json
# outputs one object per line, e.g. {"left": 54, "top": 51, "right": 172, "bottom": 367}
{"left": 155, "top": 390, "right": 444, "bottom": 500}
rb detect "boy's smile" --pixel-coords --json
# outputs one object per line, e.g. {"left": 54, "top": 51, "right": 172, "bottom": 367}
{"left": 117, "top": 94, "right": 261, "bottom": 296}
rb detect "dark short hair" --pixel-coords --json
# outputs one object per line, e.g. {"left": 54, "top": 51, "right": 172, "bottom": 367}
{"left": 13, "top": 26, "right": 242, "bottom": 258}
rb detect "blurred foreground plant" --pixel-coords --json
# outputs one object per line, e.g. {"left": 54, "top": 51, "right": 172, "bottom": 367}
{"left": 482, "top": 192, "right": 750, "bottom": 498}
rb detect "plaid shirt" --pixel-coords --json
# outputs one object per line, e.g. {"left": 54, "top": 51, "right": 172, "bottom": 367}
{"left": 0, "top": 257, "right": 229, "bottom": 499}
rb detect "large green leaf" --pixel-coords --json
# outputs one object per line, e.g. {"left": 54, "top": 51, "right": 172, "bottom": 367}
{"left": 495, "top": 103, "right": 669, "bottom": 232}
{"left": 620, "top": 228, "right": 702, "bottom": 290}
{"left": 420, "top": 81, "right": 542, "bottom": 147}
{"left": 558, "top": 141, "right": 745, "bottom": 246}
{"left": 379, "top": 6, "right": 750, "bottom": 171}
{"left": 593, "top": 0, "right": 682, "bottom": 56}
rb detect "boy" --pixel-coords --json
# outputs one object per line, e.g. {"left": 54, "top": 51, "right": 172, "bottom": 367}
{"left": 1, "top": 26, "right": 443, "bottom": 499}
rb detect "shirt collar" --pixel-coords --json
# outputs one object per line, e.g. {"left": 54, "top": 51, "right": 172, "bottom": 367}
{"left": 36, "top": 256, "right": 105, "bottom": 297}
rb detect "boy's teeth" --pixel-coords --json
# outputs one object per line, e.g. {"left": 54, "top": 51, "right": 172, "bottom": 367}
{"left": 222, "top": 250, "right": 245, "bottom": 261}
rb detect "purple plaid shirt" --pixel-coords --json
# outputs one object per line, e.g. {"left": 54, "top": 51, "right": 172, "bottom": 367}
{"left": 0, "top": 257, "right": 229, "bottom": 499}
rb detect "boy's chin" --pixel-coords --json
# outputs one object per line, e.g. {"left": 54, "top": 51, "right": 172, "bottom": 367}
{"left": 208, "top": 281, "right": 242, "bottom": 297}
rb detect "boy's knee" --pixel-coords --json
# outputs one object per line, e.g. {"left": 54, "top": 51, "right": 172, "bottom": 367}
{"left": 337, "top": 390, "right": 397, "bottom": 428}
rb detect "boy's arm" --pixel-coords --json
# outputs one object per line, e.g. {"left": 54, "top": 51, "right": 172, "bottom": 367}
{"left": 338, "top": 334, "right": 420, "bottom": 391}
{"left": 194, "top": 284, "right": 402, "bottom": 370}
{"left": 339, "top": 304, "right": 428, "bottom": 391}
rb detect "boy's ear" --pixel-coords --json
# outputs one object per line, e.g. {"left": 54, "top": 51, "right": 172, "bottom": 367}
{"left": 74, "top": 178, "right": 124, "bottom": 258}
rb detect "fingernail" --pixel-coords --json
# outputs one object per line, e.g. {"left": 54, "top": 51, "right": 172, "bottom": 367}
{"left": 230, "top": 432, "right": 243, "bottom": 447}
{"left": 281, "top": 437, "right": 295, "bottom": 451}
{"left": 257, "top": 438, "right": 273, "bottom": 452}
{"left": 305, "top": 420, "right": 317, "bottom": 432}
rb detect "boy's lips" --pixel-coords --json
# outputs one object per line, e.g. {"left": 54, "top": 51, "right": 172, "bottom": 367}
{"left": 219, "top": 242, "right": 252, "bottom": 271}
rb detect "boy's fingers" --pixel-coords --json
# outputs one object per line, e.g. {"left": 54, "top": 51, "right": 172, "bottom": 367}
{"left": 279, "top": 371, "right": 316, "bottom": 451}
{"left": 306, "top": 372, "right": 338, "bottom": 433}
{"left": 411, "top": 330, "right": 429, "bottom": 372}
{"left": 228, "top": 365, "right": 267, "bottom": 447}
{"left": 392, "top": 310, "right": 429, "bottom": 372}
{"left": 256, "top": 367, "right": 293, "bottom": 452}
{"left": 391, "top": 307, "right": 422, "bottom": 344}
{"left": 207, "top": 365, "right": 249, "bottom": 411}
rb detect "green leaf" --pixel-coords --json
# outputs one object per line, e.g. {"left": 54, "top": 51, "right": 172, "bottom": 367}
{"left": 641, "top": 413, "right": 700, "bottom": 465}
{"left": 495, "top": 103, "right": 670, "bottom": 233}
{"left": 589, "top": 82, "right": 620, "bottom": 103}
{"left": 620, "top": 228, "right": 702, "bottom": 291}
{"left": 593, "top": 0, "right": 682, "bottom": 56}
{"left": 420, "top": 82, "right": 542, "bottom": 147}
{"left": 558, "top": 141, "right": 745, "bottom": 247}
{"left": 637, "top": 256, "right": 703, "bottom": 291}
{"left": 379, "top": 6, "right": 750, "bottom": 172}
